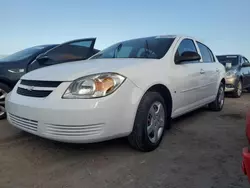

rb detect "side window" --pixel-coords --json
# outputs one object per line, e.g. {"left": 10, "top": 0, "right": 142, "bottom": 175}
{"left": 175, "top": 39, "right": 198, "bottom": 63}
{"left": 241, "top": 57, "right": 245, "bottom": 65}
{"left": 243, "top": 57, "right": 250, "bottom": 64}
{"left": 116, "top": 47, "right": 133, "bottom": 58}
{"left": 176, "top": 39, "right": 197, "bottom": 55}
{"left": 207, "top": 48, "right": 215, "bottom": 62}
{"left": 197, "top": 42, "right": 213, "bottom": 63}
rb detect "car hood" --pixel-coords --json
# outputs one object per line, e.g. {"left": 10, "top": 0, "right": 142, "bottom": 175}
{"left": 0, "top": 60, "right": 24, "bottom": 67}
{"left": 22, "top": 58, "right": 157, "bottom": 81}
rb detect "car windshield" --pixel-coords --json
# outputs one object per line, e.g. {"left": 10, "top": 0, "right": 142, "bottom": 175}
{"left": 43, "top": 40, "right": 94, "bottom": 62}
{"left": 0, "top": 46, "right": 48, "bottom": 62}
{"left": 91, "top": 37, "right": 175, "bottom": 60}
{"left": 217, "top": 55, "right": 239, "bottom": 66}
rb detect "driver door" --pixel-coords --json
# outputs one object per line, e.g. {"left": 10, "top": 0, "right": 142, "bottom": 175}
{"left": 171, "top": 38, "right": 204, "bottom": 117}
{"left": 27, "top": 38, "right": 96, "bottom": 72}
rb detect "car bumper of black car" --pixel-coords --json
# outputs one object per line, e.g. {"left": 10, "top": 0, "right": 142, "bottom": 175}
{"left": 225, "top": 77, "right": 237, "bottom": 92}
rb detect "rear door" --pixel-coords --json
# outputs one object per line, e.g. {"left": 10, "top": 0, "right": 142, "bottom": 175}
{"left": 27, "top": 38, "right": 96, "bottom": 72}
{"left": 196, "top": 41, "right": 218, "bottom": 99}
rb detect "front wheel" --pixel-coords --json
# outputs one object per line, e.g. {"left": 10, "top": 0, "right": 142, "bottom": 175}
{"left": 128, "top": 92, "right": 169, "bottom": 152}
{"left": 208, "top": 82, "right": 225, "bottom": 111}
{"left": 232, "top": 80, "right": 242, "bottom": 98}
{"left": 0, "top": 83, "right": 11, "bottom": 120}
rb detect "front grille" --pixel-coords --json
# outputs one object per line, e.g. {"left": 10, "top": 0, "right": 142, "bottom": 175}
{"left": 17, "top": 80, "right": 62, "bottom": 98}
{"left": 17, "top": 87, "right": 52, "bottom": 98}
{"left": 8, "top": 113, "right": 38, "bottom": 133}
{"left": 45, "top": 123, "right": 103, "bottom": 137}
{"left": 226, "top": 84, "right": 234, "bottom": 88}
{"left": 20, "top": 80, "right": 61, "bottom": 87}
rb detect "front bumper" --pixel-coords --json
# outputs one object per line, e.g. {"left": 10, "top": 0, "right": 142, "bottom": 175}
{"left": 242, "top": 147, "right": 250, "bottom": 180}
{"left": 225, "top": 77, "right": 237, "bottom": 92}
{"left": 6, "top": 80, "right": 143, "bottom": 143}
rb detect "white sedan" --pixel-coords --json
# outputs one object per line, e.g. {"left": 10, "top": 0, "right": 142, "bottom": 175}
{"left": 6, "top": 35, "right": 225, "bottom": 151}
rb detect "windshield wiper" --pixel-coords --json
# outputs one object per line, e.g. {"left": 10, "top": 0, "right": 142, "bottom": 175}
{"left": 113, "top": 43, "right": 123, "bottom": 58}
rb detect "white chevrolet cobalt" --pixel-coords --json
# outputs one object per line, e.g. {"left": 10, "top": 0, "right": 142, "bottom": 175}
{"left": 6, "top": 35, "right": 225, "bottom": 151}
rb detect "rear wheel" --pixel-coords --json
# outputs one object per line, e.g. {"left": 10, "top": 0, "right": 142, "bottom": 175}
{"left": 208, "top": 82, "right": 225, "bottom": 111}
{"left": 232, "top": 80, "right": 242, "bottom": 98}
{"left": 128, "top": 92, "right": 169, "bottom": 152}
{"left": 0, "top": 83, "right": 11, "bottom": 120}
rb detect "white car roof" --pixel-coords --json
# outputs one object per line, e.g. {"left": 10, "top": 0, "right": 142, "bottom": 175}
{"left": 155, "top": 35, "right": 202, "bottom": 42}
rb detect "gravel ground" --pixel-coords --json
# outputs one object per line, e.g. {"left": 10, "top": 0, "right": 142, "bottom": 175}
{"left": 0, "top": 94, "right": 250, "bottom": 188}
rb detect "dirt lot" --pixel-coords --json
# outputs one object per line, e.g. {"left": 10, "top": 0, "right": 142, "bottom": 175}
{"left": 0, "top": 95, "right": 250, "bottom": 188}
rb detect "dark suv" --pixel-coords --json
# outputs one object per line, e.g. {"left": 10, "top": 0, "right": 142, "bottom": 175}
{"left": 217, "top": 55, "right": 250, "bottom": 98}
{"left": 0, "top": 38, "right": 99, "bottom": 119}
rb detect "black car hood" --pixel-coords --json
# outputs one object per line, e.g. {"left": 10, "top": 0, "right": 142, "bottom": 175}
{"left": 0, "top": 57, "right": 32, "bottom": 68}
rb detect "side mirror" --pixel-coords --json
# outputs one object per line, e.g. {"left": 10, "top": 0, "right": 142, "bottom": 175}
{"left": 36, "top": 54, "right": 51, "bottom": 65}
{"left": 242, "top": 62, "right": 250, "bottom": 67}
{"left": 225, "top": 62, "right": 232, "bottom": 69}
{"left": 175, "top": 51, "right": 201, "bottom": 64}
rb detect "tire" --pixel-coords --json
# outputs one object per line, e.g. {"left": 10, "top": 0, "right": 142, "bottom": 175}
{"left": 0, "top": 83, "right": 11, "bottom": 120}
{"left": 128, "top": 92, "right": 169, "bottom": 152}
{"left": 208, "top": 82, "right": 225, "bottom": 111}
{"left": 232, "top": 80, "right": 242, "bottom": 98}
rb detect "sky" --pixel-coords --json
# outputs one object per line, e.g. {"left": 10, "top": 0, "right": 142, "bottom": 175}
{"left": 0, "top": 0, "right": 249, "bottom": 59}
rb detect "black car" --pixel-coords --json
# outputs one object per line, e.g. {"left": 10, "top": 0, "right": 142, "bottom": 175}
{"left": 0, "top": 38, "right": 99, "bottom": 119}
{"left": 217, "top": 55, "right": 250, "bottom": 98}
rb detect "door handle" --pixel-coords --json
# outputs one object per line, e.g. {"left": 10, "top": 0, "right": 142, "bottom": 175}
{"left": 216, "top": 68, "right": 220, "bottom": 73}
{"left": 200, "top": 69, "right": 205, "bottom": 74}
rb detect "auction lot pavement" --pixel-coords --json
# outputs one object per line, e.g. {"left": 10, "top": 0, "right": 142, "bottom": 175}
{"left": 0, "top": 95, "right": 250, "bottom": 188}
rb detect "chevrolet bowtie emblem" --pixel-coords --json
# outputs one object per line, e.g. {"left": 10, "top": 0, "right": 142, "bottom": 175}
{"left": 27, "top": 86, "right": 35, "bottom": 91}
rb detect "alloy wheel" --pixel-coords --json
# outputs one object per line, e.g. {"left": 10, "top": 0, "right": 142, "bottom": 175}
{"left": 147, "top": 101, "right": 165, "bottom": 144}
{"left": 0, "top": 105, "right": 5, "bottom": 117}
{"left": 0, "top": 89, "right": 7, "bottom": 100}
{"left": 237, "top": 81, "right": 242, "bottom": 96}
{"left": 218, "top": 85, "right": 225, "bottom": 108}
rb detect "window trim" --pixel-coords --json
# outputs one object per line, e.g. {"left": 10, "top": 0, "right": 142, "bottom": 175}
{"left": 197, "top": 41, "right": 215, "bottom": 62}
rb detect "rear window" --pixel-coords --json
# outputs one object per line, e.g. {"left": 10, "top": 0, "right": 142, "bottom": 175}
{"left": 91, "top": 37, "right": 175, "bottom": 59}
{"left": 197, "top": 42, "right": 215, "bottom": 62}
{"left": 217, "top": 55, "right": 239, "bottom": 66}
{"left": 0, "top": 46, "right": 47, "bottom": 62}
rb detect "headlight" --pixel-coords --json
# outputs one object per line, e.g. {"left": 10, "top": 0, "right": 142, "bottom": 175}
{"left": 8, "top": 69, "right": 25, "bottom": 73}
{"left": 63, "top": 73, "right": 126, "bottom": 99}
{"left": 226, "top": 70, "right": 237, "bottom": 77}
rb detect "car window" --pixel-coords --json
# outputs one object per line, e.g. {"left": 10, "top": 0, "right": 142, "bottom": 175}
{"left": 217, "top": 55, "right": 239, "bottom": 67}
{"left": 197, "top": 42, "right": 213, "bottom": 63}
{"left": 116, "top": 46, "right": 133, "bottom": 58}
{"left": 177, "top": 39, "right": 197, "bottom": 55}
{"left": 175, "top": 39, "right": 198, "bottom": 63}
{"left": 241, "top": 57, "right": 245, "bottom": 65}
{"left": 91, "top": 37, "right": 175, "bottom": 59}
{"left": 243, "top": 57, "right": 250, "bottom": 64}
{"left": 45, "top": 40, "right": 93, "bottom": 62}
{"left": 207, "top": 48, "right": 215, "bottom": 62}
{"left": 0, "top": 46, "right": 47, "bottom": 62}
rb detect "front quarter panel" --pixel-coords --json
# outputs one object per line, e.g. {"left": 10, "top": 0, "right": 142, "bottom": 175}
{"left": 217, "top": 62, "right": 226, "bottom": 85}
